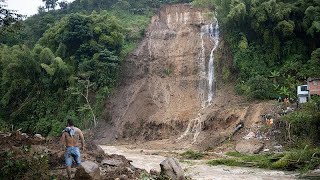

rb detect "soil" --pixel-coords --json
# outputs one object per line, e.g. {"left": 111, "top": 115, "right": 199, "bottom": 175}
{"left": 0, "top": 131, "right": 148, "bottom": 180}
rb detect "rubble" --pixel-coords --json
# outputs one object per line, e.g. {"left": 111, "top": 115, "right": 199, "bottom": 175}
{"left": 0, "top": 132, "right": 150, "bottom": 180}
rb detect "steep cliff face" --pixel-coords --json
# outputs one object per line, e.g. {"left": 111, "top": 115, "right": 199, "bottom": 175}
{"left": 104, "top": 4, "right": 221, "bottom": 142}
{"left": 96, "top": 4, "right": 277, "bottom": 147}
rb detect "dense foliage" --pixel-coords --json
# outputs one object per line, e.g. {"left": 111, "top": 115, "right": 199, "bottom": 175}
{"left": 0, "top": 0, "right": 193, "bottom": 135}
{"left": 192, "top": 0, "right": 320, "bottom": 147}
{"left": 0, "top": 11, "right": 125, "bottom": 135}
{"left": 194, "top": 0, "right": 320, "bottom": 100}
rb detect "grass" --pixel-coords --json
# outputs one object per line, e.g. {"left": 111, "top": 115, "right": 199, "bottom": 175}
{"left": 181, "top": 150, "right": 206, "bottom": 160}
{"left": 208, "top": 147, "right": 320, "bottom": 173}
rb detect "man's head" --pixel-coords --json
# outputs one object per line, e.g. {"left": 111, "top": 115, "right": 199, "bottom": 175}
{"left": 67, "top": 119, "right": 74, "bottom": 127}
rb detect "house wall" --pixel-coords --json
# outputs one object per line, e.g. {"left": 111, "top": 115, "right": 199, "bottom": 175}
{"left": 299, "top": 96, "right": 308, "bottom": 103}
{"left": 308, "top": 80, "right": 320, "bottom": 96}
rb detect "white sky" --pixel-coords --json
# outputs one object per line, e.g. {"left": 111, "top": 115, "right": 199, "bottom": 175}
{"left": 7, "top": 0, "right": 75, "bottom": 17}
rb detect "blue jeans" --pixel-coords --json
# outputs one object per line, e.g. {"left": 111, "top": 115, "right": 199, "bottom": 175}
{"left": 64, "top": 146, "right": 81, "bottom": 166}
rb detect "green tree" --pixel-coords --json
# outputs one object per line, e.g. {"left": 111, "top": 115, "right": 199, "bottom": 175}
{"left": 42, "top": 0, "right": 59, "bottom": 11}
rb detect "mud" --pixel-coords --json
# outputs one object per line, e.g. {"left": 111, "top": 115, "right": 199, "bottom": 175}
{"left": 100, "top": 145, "right": 299, "bottom": 180}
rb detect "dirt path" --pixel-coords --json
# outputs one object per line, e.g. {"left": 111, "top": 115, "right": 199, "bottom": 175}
{"left": 100, "top": 145, "right": 298, "bottom": 180}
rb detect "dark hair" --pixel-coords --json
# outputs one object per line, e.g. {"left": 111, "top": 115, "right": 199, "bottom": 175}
{"left": 67, "top": 119, "right": 74, "bottom": 126}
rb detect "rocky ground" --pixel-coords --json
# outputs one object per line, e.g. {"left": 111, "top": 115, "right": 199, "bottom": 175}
{"left": 0, "top": 131, "right": 148, "bottom": 180}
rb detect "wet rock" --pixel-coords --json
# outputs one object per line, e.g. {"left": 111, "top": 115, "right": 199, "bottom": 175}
{"left": 75, "top": 160, "right": 100, "bottom": 180}
{"left": 102, "top": 159, "right": 124, "bottom": 167}
{"left": 160, "top": 157, "right": 185, "bottom": 180}
{"left": 236, "top": 139, "right": 264, "bottom": 154}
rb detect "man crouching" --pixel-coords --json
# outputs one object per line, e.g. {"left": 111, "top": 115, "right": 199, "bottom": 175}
{"left": 60, "top": 119, "right": 85, "bottom": 179}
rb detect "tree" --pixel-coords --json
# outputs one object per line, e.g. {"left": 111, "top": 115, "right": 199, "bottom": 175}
{"left": 42, "top": 0, "right": 59, "bottom": 11}
{"left": 0, "top": 0, "right": 24, "bottom": 27}
{"left": 58, "top": 0, "right": 68, "bottom": 10}
{"left": 68, "top": 78, "right": 97, "bottom": 127}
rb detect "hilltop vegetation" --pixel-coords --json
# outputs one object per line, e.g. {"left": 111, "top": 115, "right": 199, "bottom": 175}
{"left": 193, "top": 0, "right": 320, "bottom": 100}
{"left": 0, "top": 0, "right": 319, "bottom": 146}
{"left": 0, "top": 0, "right": 191, "bottom": 135}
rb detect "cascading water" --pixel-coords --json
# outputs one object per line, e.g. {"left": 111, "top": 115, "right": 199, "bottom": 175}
{"left": 207, "top": 21, "right": 220, "bottom": 105}
{"left": 198, "top": 19, "right": 220, "bottom": 108}
{"left": 178, "top": 16, "right": 220, "bottom": 143}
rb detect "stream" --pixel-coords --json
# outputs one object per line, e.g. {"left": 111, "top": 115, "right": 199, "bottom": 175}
{"left": 100, "top": 145, "right": 298, "bottom": 180}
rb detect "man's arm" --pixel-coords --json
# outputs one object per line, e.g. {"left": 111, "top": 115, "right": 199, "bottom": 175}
{"left": 78, "top": 130, "right": 85, "bottom": 151}
{"left": 60, "top": 132, "right": 66, "bottom": 149}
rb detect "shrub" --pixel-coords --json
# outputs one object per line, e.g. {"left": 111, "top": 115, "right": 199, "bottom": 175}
{"left": 181, "top": 150, "right": 205, "bottom": 160}
{"left": 0, "top": 150, "right": 50, "bottom": 180}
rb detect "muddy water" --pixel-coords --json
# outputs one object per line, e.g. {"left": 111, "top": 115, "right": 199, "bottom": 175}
{"left": 100, "top": 145, "right": 298, "bottom": 180}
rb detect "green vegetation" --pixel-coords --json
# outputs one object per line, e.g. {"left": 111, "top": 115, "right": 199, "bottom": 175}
{"left": 181, "top": 149, "right": 206, "bottom": 160}
{"left": 0, "top": 0, "right": 193, "bottom": 135}
{"left": 209, "top": 148, "right": 320, "bottom": 172}
{"left": 193, "top": 0, "right": 320, "bottom": 100}
{"left": 0, "top": 149, "right": 50, "bottom": 179}
{"left": 193, "top": 0, "right": 320, "bottom": 172}
{"left": 281, "top": 101, "right": 320, "bottom": 145}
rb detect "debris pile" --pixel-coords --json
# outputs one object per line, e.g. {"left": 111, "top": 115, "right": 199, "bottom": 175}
{"left": 0, "top": 131, "right": 148, "bottom": 180}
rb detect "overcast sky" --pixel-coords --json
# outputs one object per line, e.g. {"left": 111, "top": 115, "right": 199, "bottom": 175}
{"left": 7, "top": 0, "right": 75, "bottom": 17}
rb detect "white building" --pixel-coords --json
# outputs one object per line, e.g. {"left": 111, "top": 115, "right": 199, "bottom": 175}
{"left": 297, "top": 85, "right": 308, "bottom": 103}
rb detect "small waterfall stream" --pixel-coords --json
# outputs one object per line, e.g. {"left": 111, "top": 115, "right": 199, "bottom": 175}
{"left": 207, "top": 21, "right": 220, "bottom": 104}
{"left": 178, "top": 17, "right": 220, "bottom": 143}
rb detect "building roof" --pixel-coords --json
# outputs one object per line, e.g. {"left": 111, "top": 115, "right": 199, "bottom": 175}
{"left": 307, "top": 77, "right": 320, "bottom": 82}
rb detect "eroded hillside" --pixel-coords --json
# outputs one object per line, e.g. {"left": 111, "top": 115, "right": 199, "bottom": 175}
{"left": 97, "top": 4, "right": 275, "bottom": 148}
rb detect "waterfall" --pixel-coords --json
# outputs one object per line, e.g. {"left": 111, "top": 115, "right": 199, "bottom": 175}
{"left": 177, "top": 113, "right": 202, "bottom": 143}
{"left": 199, "top": 20, "right": 220, "bottom": 107}
{"left": 178, "top": 17, "right": 220, "bottom": 143}
{"left": 207, "top": 21, "right": 220, "bottom": 105}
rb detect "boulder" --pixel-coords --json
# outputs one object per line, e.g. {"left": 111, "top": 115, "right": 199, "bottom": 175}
{"left": 34, "top": 134, "right": 44, "bottom": 139}
{"left": 150, "top": 168, "right": 159, "bottom": 176}
{"left": 235, "top": 139, "right": 264, "bottom": 154}
{"left": 75, "top": 161, "right": 100, "bottom": 180}
{"left": 101, "top": 159, "right": 124, "bottom": 167}
{"left": 243, "top": 132, "right": 255, "bottom": 140}
{"left": 160, "top": 157, "right": 185, "bottom": 180}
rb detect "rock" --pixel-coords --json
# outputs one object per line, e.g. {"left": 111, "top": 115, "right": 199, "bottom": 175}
{"left": 30, "top": 145, "right": 49, "bottom": 154}
{"left": 101, "top": 159, "right": 124, "bottom": 167}
{"left": 303, "top": 168, "right": 320, "bottom": 179}
{"left": 95, "top": 144, "right": 105, "bottom": 155}
{"left": 34, "top": 134, "right": 44, "bottom": 139}
{"left": 274, "top": 145, "right": 283, "bottom": 149}
{"left": 160, "top": 157, "right": 185, "bottom": 180}
{"left": 21, "top": 133, "right": 29, "bottom": 138}
{"left": 119, "top": 174, "right": 129, "bottom": 180}
{"left": 150, "top": 168, "right": 159, "bottom": 176}
{"left": 75, "top": 161, "right": 100, "bottom": 180}
{"left": 243, "top": 132, "right": 256, "bottom": 140}
{"left": 235, "top": 139, "right": 264, "bottom": 154}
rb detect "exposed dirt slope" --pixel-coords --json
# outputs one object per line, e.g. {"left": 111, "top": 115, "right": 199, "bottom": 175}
{"left": 96, "top": 4, "right": 280, "bottom": 148}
